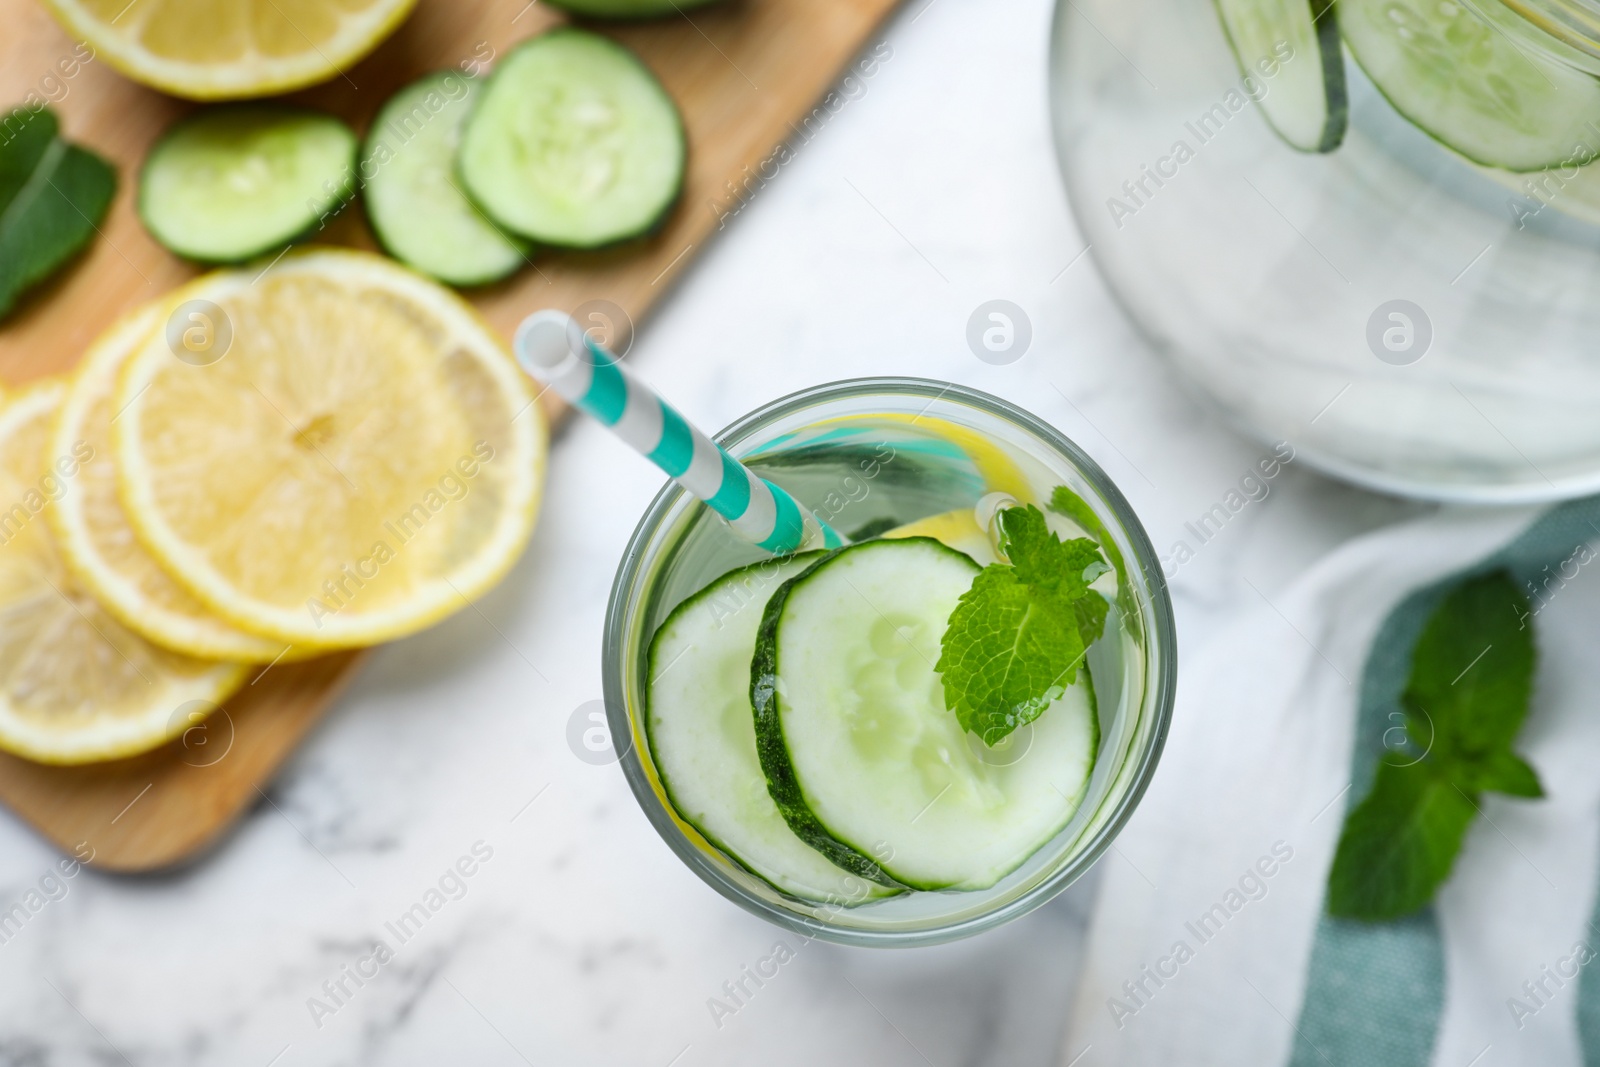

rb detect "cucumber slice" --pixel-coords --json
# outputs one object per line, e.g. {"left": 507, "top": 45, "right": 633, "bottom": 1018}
{"left": 647, "top": 553, "right": 899, "bottom": 904}
{"left": 753, "top": 538, "right": 1101, "bottom": 892}
{"left": 362, "top": 71, "right": 531, "bottom": 286}
{"left": 1214, "top": 0, "right": 1347, "bottom": 152}
{"left": 545, "top": 0, "right": 720, "bottom": 16}
{"left": 1339, "top": 0, "right": 1600, "bottom": 171}
{"left": 457, "top": 29, "right": 685, "bottom": 247}
{"left": 139, "top": 105, "right": 356, "bottom": 263}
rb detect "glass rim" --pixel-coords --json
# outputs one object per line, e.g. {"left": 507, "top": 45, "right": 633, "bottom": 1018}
{"left": 601, "top": 376, "right": 1178, "bottom": 947}
{"left": 1490, "top": 0, "right": 1600, "bottom": 64}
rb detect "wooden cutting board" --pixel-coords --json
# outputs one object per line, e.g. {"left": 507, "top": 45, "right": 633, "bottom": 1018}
{"left": 0, "top": 0, "right": 901, "bottom": 871}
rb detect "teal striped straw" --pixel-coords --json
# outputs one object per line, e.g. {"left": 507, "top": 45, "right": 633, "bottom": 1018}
{"left": 513, "top": 310, "right": 842, "bottom": 555}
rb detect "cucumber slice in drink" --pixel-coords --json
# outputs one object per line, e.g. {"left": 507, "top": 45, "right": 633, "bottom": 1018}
{"left": 362, "top": 71, "right": 531, "bottom": 286}
{"left": 545, "top": 0, "right": 720, "bottom": 16}
{"left": 457, "top": 29, "right": 686, "bottom": 247}
{"left": 1339, "top": 0, "right": 1600, "bottom": 171}
{"left": 752, "top": 538, "right": 1101, "bottom": 892}
{"left": 139, "top": 105, "right": 356, "bottom": 263}
{"left": 1215, "top": 0, "right": 1347, "bottom": 152}
{"left": 647, "top": 553, "right": 899, "bottom": 904}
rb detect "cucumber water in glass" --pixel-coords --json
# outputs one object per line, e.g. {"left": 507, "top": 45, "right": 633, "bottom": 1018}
{"left": 1052, "top": 0, "right": 1600, "bottom": 500}
{"left": 602, "top": 379, "right": 1175, "bottom": 945}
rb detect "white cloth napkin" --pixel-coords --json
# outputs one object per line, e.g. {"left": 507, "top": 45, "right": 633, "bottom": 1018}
{"left": 1061, "top": 500, "right": 1600, "bottom": 1067}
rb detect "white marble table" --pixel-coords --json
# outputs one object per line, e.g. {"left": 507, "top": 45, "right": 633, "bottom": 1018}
{"left": 0, "top": 0, "right": 1429, "bottom": 1063}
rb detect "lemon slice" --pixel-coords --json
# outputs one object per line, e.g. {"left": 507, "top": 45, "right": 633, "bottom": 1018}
{"left": 40, "top": 0, "right": 418, "bottom": 100}
{"left": 114, "top": 248, "right": 546, "bottom": 648}
{"left": 0, "top": 381, "right": 247, "bottom": 765}
{"left": 884, "top": 508, "right": 1000, "bottom": 565}
{"left": 876, "top": 412, "right": 1034, "bottom": 501}
{"left": 50, "top": 304, "right": 296, "bottom": 663}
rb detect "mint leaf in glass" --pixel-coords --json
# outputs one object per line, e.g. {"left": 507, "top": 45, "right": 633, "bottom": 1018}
{"left": 1048, "top": 483, "right": 1126, "bottom": 592}
{"left": 1048, "top": 483, "right": 1142, "bottom": 648}
{"left": 1326, "top": 569, "right": 1541, "bottom": 921}
{"left": 936, "top": 503, "right": 1109, "bottom": 746}
{"left": 0, "top": 106, "right": 116, "bottom": 322}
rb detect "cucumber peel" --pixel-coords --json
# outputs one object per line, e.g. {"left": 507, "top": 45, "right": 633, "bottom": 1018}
{"left": 646, "top": 552, "right": 900, "bottom": 904}
{"left": 752, "top": 538, "right": 1099, "bottom": 891}
{"left": 1339, "top": 0, "right": 1600, "bottom": 171}
{"left": 457, "top": 29, "right": 686, "bottom": 248}
{"left": 1215, "top": 0, "right": 1348, "bottom": 152}
{"left": 751, "top": 544, "right": 909, "bottom": 889}
{"left": 362, "top": 70, "right": 531, "bottom": 286}
{"left": 139, "top": 105, "right": 356, "bottom": 263}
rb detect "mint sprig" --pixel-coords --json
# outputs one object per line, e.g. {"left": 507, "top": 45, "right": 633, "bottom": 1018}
{"left": 1050, "top": 483, "right": 1144, "bottom": 648}
{"left": 0, "top": 106, "right": 116, "bottom": 322}
{"left": 1048, "top": 484, "right": 1127, "bottom": 594}
{"left": 1326, "top": 569, "right": 1541, "bottom": 921}
{"left": 935, "top": 504, "right": 1109, "bottom": 746}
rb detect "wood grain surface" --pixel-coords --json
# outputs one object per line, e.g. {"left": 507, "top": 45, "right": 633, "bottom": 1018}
{"left": 0, "top": 0, "right": 901, "bottom": 871}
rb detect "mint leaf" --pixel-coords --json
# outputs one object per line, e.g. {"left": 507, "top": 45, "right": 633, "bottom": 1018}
{"left": 1326, "top": 759, "right": 1477, "bottom": 920}
{"left": 1002, "top": 505, "right": 1110, "bottom": 598}
{"left": 1326, "top": 569, "right": 1541, "bottom": 920}
{"left": 1075, "top": 592, "right": 1110, "bottom": 653}
{"left": 936, "top": 504, "right": 1108, "bottom": 745}
{"left": 1048, "top": 484, "right": 1144, "bottom": 649}
{"left": 1403, "top": 571, "right": 1535, "bottom": 760}
{"left": 937, "top": 567, "right": 1083, "bottom": 744}
{"left": 0, "top": 106, "right": 115, "bottom": 322}
{"left": 1048, "top": 484, "right": 1127, "bottom": 592}
{"left": 1458, "top": 750, "right": 1543, "bottom": 798}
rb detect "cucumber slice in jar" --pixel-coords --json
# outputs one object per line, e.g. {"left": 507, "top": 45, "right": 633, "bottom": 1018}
{"left": 362, "top": 71, "right": 531, "bottom": 286}
{"left": 139, "top": 105, "right": 356, "bottom": 263}
{"left": 457, "top": 29, "right": 686, "bottom": 248}
{"left": 647, "top": 552, "right": 900, "bottom": 904}
{"left": 1215, "top": 0, "right": 1348, "bottom": 152}
{"left": 752, "top": 538, "right": 1101, "bottom": 893}
{"left": 1339, "top": 0, "right": 1600, "bottom": 170}
{"left": 544, "top": 0, "right": 720, "bottom": 16}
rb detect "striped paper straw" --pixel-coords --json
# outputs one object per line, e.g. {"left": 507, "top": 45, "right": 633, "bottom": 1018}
{"left": 513, "top": 310, "right": 842, "bottom": 555}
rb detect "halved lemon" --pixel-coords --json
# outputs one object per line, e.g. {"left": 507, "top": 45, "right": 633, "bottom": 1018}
{"left": 0, "top": 381, "right": 247, "bottom": 765}
{"left": 113, "top": 248, "right": 546, "bottom": 648}
{"left": 40, "top": 0, "right": 418, "bottom": 100}
{"left": 50, "top": 303, "right": 297, "bottom": 663}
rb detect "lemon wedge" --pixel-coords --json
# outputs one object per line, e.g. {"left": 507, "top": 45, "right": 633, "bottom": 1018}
{"left": 0, "top": 381, "right": 247, "bottom": 765}
{"left": 41, "top": 0, "right": 417, "bottom": 100}
{"left": 113, "top": 249, "right": 546, "bottom": 648}
{"left": 50, "top": 303, "right": 296, "bottom": 663}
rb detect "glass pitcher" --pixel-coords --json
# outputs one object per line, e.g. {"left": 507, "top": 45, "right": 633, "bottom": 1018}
{"left": 1051, "top": 0, "right": 1600, "bottom": 500}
